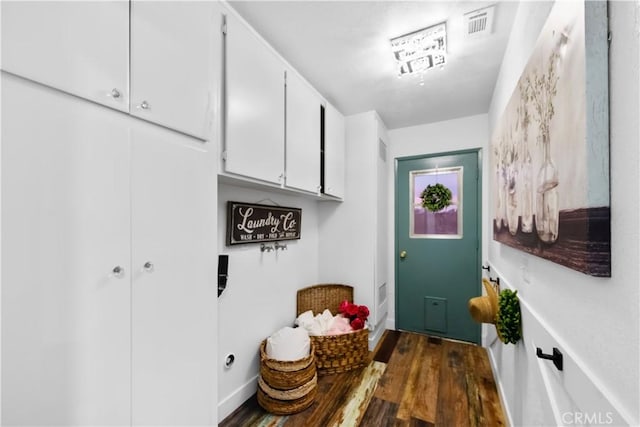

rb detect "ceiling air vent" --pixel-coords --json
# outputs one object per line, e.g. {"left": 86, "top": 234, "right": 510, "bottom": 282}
{"left": 464, "top": 5, "right": 495, "bottom": 38}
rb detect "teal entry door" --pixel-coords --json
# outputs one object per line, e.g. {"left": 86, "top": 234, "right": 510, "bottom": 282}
{"left": 396, "top": 150, "right": 481, "bottom": 344}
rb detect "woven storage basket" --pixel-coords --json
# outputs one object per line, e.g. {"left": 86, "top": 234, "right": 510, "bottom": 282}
{"left": 257, "top": 386, "right": 317, "bottom": 415}
{"left": 259, "top": 340, "right": 316, "bottom": 389}
{"left": 257, "top": 339, "right": 317, "bottom": 415}
{"left": 296, "top": 284, "right": 370, "bottom": 375}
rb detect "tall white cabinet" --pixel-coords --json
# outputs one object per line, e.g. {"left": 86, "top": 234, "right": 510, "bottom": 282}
{"left": 318, "top": 111, "right": 389, "bottom": 347}
{"left": 1, "top": 72, "right": 217, "bottom": 424}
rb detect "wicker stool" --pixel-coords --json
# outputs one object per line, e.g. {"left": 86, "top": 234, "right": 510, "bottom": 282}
{"left": 257, "top": 340, "right": 317, "bottom": 415}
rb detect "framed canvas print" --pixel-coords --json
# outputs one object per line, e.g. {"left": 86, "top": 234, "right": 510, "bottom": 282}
{"left": 490, "top": 1, "right": 610, "bottom": 277}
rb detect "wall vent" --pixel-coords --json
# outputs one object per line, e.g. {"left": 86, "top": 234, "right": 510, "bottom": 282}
{"left": 378, "top": 138, "right": 387, "bottom": 162}
{"left": 464, "top": 5, "right": 495, "bottom": 38}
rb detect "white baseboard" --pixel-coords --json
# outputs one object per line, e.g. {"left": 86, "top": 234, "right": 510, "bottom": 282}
{"left": 368, "top": 323, "right": 385, "bottom": 351}
{"left": 217, "top": 375, "right": 258, "bottom": 423}
{"left": 487, "top": 346, "right": 514, "bottom": 427}
{"left": 385, "top": 316, "right": 395, "bottom": 331}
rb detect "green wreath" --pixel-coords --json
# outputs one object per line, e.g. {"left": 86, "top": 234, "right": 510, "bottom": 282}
{"left": 420, "top": 183, "right": 452, "bottom": 212}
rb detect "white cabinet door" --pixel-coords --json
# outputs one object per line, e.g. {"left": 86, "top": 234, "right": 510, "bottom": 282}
{"left": 130, "top": 1, "right": 219, "bottom": 140}
{"left": 285, "top": 70, "right": 321, "bottom": 193}
{"left": 1, "top": 73, "right": 131, "bottom": 426}
{"left": 324, "top": 103, "right": 346, "bottom": 199}
{"left": 1, "top": 1, "right": 129, "bottom": 112}
{"left": 130, "top": 125, "right": 217, "bottom": 425}
{"left": 224, "top": 10, "right": 285, "bottom": 185}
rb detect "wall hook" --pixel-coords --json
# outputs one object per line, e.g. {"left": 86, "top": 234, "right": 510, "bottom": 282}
{"left": 482, "top": 264, "right": 491, "bottom": 273}
{"left": 274, "top": 241, "right": 288, "bottom": 251}
{"left": 489, "top": 276, "right": 500, "bottom": 286}
{"left": 536, "top": 347, "right": 563, "bottom": 371}
{"left": 260, "top": 243, "right": 274, "bottom": 252}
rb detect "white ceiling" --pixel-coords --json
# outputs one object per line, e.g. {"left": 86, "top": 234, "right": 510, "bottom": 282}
{"left": 228, "top": 1, "right": 519, "bottom": 130}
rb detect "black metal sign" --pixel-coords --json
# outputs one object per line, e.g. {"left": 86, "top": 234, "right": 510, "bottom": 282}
{"left": 227, "top": 201, "right": 302, "bottom": 245}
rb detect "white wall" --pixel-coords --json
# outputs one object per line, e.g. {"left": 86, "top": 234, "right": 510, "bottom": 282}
{"left": 216, "top": 183, "right": 319, "bottom": 421}
{"left": 487, "top": 1, "right": 639, "bottom": 425}
{"left": 386, "top": 114, "right": 489, "bottom": 329}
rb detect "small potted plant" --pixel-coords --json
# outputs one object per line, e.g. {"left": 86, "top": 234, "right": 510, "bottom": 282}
{"left": 496, "top": 289, "right": 522, "bottom": 344}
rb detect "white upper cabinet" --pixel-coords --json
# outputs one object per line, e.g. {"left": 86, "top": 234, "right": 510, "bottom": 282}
{"left": 130, "top": 1, "right": 218, "bottom": 140}
{"left": 1, "top": 1, "right": 129, "bottom": 112}
{"left": 2, "top": 1, "right": 218, "bottom": 139}
{"left": 324, "top": 102, "right": 346, "bottom": 199}
{"left": 224, "top": 9, "right": 285, "bottom": 185}
{"left": 285, "top": 69, "right": 321, "bottom": 193}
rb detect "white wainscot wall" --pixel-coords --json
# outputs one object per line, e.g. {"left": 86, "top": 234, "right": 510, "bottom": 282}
{"left": 216, "top": 183, "right": 319, "bottom": 422}
{"left": 486, "top": 1, "right": 640, "bottom": 425}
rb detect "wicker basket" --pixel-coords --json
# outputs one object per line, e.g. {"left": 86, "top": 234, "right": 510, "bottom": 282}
{"left": 297, "top": 284, "right": 370, "bottom": 375}
{"left": 259, "top": 340, "right": 316, "bottom": 389}
{"left": 257, "top": 386, "right": 317, "bottom": 415}
{"left": 257, "top": 339, "right": 317, "bottom": 415}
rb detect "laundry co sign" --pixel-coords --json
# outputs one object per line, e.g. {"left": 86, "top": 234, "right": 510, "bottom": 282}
{"left": 227, "top": 201, "right": 302, "bottom": 245}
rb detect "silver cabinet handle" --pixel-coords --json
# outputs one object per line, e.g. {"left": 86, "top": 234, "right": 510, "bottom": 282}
{"left": 108, "top": 88, "right": 121, "bottom": 99}
{"left": 143, "top": 261, "right": 154, "bottom": 273}
{"left": 112, "top": 265, "right": 124, "bottom": 278}
{"left": 136, "top": 101, "right": 150, "bottom": 110}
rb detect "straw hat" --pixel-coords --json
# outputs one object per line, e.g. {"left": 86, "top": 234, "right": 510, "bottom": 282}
{"left": 468, "top": 278, "right": 499, "bottom": 324}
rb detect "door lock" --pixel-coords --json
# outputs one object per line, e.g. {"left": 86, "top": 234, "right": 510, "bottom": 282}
{"left": 400, "top": 250, "right": 407, "bottom": 259}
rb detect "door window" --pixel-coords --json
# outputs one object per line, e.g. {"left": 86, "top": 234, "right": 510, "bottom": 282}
{"left": 410, "top": 166, "right": 463, "bottom": 238}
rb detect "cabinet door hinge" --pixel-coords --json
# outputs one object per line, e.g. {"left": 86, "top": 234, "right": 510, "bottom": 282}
{"left": 221, "top": 150, "right": 227, "bottom": 161}
{"left": 221, "top": 17, "right": 227, "bottom": 35}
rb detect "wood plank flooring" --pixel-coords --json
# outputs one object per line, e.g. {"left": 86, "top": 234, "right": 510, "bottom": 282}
{"left": 220, "top": 330, "right": 506, "bottom": 427}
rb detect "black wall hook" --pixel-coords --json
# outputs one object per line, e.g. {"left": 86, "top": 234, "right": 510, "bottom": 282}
{"left": 489, "top": 277, "right": 500, "bottom": 286}
{"left": 536, "top": 347, "right": 563, "bottom": 371}
{"left": 482, "top": 264, "right": 491, "bottom": 272}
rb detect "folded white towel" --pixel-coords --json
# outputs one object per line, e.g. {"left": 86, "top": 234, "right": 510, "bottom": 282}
{"left": 316, "top": 309, "right": 334, "bottom": 334}
{"left": 295, "top": 310, "right": 323, "bottom": 336}
{"left": 295, "top": 309, "right": 347, "bottom": 336}
{"left": 266, "top": 326, "right": 310, "bottom": 361}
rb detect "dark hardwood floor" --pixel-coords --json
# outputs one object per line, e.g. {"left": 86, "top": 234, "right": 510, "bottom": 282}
{"left": 220, "top": 330, "right": 506, "bottom": 427}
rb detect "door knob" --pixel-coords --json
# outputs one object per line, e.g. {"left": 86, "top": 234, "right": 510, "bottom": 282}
{"left": 107, "top": 88, "right": 121, "bottom": 99}
{"left": 400, "top": 250, "right": 407, "bottom": 259}
{"left": 112, "top": 265, "right": 124, "bottom": 278}
{"left": 143, "top": 261, "right": 154, "bottom": 273}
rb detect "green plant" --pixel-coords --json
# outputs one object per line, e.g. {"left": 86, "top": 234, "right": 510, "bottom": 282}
{"left": 420, "top": 183, "right": 452, "bottom": 212}
{"left": 496, "top": 289, "right": 522, "bottom": 344}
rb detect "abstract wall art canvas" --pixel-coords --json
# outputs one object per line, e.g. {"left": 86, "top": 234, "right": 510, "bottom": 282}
{"left": 491, "top": 1, "right": 610, "bottom": 277}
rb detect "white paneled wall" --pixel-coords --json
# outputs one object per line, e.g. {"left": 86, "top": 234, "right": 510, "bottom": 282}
{"left": 487, "top": 1, "right": 640, "bottom": 425}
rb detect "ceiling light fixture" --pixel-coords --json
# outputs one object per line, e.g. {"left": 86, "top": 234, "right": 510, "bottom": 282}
{"left": 390, "top": 22, "right": 447, "bottom": 77}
